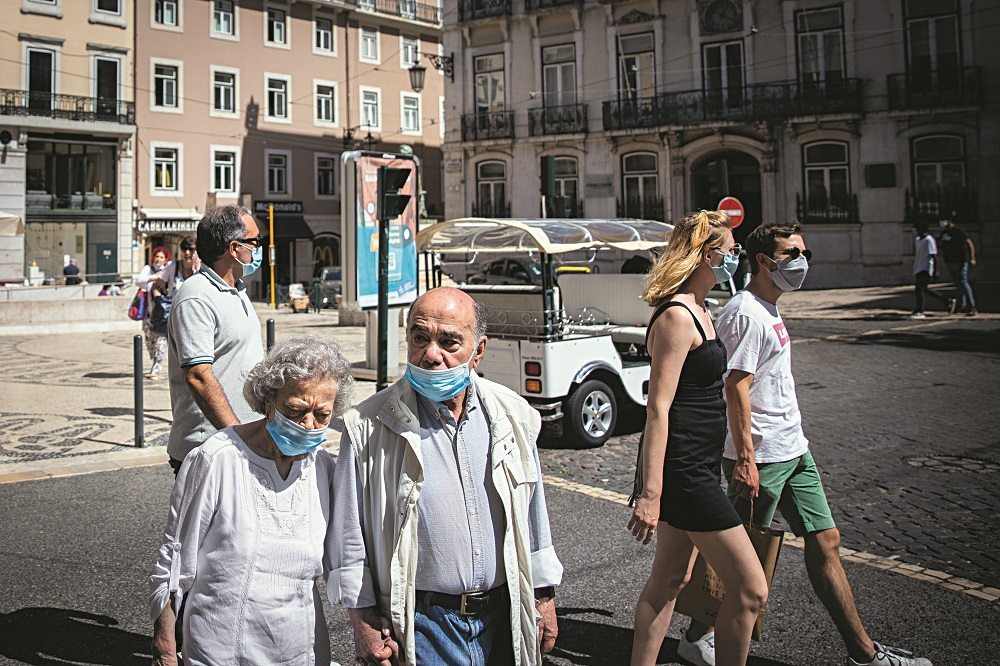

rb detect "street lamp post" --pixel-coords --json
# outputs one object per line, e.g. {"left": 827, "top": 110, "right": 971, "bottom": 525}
{"left": 409, "top": 52, "right": 454, "bottom": 92}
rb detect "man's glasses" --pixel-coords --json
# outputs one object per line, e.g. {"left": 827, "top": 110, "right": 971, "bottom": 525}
{"left": 236, "top": 235, "right": 264, "bottom": 248}
{"left": 777, "top": 247, "right": 812, "bottom": 261}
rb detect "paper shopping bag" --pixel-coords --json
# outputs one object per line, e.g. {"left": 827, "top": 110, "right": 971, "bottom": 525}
{"left": 674, "top": 523, "right": 785, "bottom": 641}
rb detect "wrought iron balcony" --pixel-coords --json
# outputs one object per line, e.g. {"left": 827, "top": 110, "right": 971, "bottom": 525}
{"left": 461, "top": 111, "right": 515, "bottom": 141}
{"left": 603, "top": 79, "right": 863, "bottom": 130}
{"left": 350, "top": 0, "right": 442, "bottom": 25}
{"left": 887, "top": 66, "right": 980, "bottom": 111}
{"left": 0, "top": 89, "right": 135, "bottom": 125}
{"left": 525, "top": 0, "right": 582, "bottom": 10}
{"left": 617, "top": 196, "right": 665, "bottom": 222}
{"left": 528, "top": 104, "right": 588, "bottom": 136}
{"left": 459, "top": 0, "right": 511, "bottom": 22}
{"left": 904, "top": 186, "right": 978, "bottom": 226}
{"left": 602, "top": 96, "right": 668, "bottom": 131}
{"left": 795, "top": 193, "right": 859, "bottom": 224}
{"left": 471, "top": 199, "right": 511, "bottom": 218}
{"left": 26, "top": 191, "right": 117, "bottom": 217}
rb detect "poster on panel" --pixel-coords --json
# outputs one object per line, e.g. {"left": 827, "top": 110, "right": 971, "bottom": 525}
{"left": 341, "top": 151, "right": 419, "bottom": 310}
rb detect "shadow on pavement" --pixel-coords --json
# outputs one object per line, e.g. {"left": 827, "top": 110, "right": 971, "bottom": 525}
{"left": 83, "top": 372, "right": 134, "bottom": 379}
{"left": 0, "top": 607, "right": 150, "bottom": 665}
{"left": 844, "top": 326, "right": 1000, "bottom": 354}
{"left": 88, "top": 407, "right": 172, "bottom": 424}
{"left": 551, "top": 607, "right": 789, "bottom": 665}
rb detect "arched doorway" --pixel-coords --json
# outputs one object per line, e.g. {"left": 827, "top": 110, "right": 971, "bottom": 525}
{"left": 691, "top": 151, "right": 762, "bottom": 245}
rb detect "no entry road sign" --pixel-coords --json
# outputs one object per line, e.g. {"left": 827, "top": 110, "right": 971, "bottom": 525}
{"left": 718, "top": 196, "right": 745, "bottom": 228}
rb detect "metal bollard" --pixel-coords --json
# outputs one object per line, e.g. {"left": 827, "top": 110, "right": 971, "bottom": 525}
{"left": 133, "top": 334, "right": 145, "bottom": 448}
{"left": 267, "top": 318, "right": 275, "bottom": 352}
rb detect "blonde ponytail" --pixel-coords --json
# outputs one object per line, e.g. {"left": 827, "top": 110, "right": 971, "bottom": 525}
{"left": 642, "top": 210, "right": 732, "bottom": 304}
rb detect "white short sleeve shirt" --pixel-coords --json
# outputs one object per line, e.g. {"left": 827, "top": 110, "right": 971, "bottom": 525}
{"left": 716, "top": 290, "right": 809, "bottom": 464}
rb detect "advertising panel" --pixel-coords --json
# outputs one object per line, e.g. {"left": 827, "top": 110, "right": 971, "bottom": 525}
{"left": 341, "top": 152, "right": 419, "bottom": 310}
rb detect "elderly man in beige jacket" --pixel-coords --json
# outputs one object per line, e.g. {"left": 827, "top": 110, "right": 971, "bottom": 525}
{"left": 328, "top": 287, "right": 563, "bottom": 666}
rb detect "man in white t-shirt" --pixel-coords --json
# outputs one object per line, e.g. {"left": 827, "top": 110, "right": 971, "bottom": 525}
{"left": 910, "top": 220, "right": 952, "bottom": 318}
{"left": 678, "top": 223, "right": 932, "bottom": 666}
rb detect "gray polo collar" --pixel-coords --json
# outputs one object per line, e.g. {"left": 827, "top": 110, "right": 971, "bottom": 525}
{"left": 200, "top": 265, "right": 246, "bottom": 294}
{"left": 414, "top": 372, "right": 481, "bottom": 425}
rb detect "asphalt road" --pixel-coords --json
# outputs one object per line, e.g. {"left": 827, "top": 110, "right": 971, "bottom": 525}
{"left": 0, "top": 316, "right": 998, "bottom": 665}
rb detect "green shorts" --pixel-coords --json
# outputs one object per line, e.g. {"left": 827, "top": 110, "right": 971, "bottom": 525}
{"left": 722, "top": 450, "right": 836, "bottom": 537}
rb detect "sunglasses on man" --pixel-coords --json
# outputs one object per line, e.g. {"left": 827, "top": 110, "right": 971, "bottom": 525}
{"left": 776, "top": 247, "right": 812, "bottom": 262}
{"left": 235, "top": 235, "right": 265, "bottom": 248}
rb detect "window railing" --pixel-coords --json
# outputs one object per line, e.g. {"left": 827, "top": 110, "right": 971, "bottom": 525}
{"left": 459, "top": 0, "right": 511, "bottom": 22}
{"left": 345, "top": 0, "right": 441, "bottom": 24}
{"left": 904, "top": 186, "right": 977, "bottom": 226}
{"left": 528, "top": 104, "right": 588, "bottom": 136}
{"left": 602, "top": 78, "right": 863, "bottom": 130}
{"left": 471, "top": 199, "right": 511, "bottom": 218}
{"left": 795, "top": 193, "right": 859, "bottom": 224}
{"left": 0, "top": 89, "right": 135, "bottom": 125}
{"left": 617, "top": 196, "right": 665, "bottom": 221}
{"left": 525, "top": 0, "right": 581, "bottom": 10}
{"left": 461, "top": 110, "right": 515, "bottom": 141}
{"left": 887, "top": 66, "right": 980, "bottom": 111}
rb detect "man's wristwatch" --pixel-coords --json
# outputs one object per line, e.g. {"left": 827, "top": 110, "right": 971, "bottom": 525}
{"left": 533, "top": 586, "right": 555, "bottom": 601}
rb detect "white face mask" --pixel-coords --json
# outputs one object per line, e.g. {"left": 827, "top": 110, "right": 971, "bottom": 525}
{"left": 767, "top": 255, "right": 809, "bottom": 291}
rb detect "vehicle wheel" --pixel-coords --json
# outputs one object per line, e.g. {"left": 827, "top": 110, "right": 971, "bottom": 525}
{"left": 564, "top": 379, "right": 617, "bottom": 448}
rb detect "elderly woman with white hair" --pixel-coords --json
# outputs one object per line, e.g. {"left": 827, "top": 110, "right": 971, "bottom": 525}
{"left": 149, "top": 337, "right": 354, "bottom": 666}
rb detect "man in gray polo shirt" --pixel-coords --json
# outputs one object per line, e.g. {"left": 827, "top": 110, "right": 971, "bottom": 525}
{"left": 165, "top": 205, "right": 265, "bottom": 472}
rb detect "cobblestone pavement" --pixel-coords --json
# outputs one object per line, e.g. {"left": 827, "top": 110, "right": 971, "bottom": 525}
{"left": 539, "top": 317, "right": 1000, "bottom": 589}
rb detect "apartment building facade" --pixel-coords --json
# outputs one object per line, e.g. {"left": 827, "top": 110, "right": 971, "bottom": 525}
{"left": 441, "top": 0, "right": 998, "bottom": 287}
{"left": 135, "top": 0, "right": 445, "bottom": 296}
{"left": 0, "top": 0, "right": 136, "bottom": 284}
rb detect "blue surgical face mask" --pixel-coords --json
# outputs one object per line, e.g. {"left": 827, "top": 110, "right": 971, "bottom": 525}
{"left": 238, "top": 242, "right": 263, "bottom": 277}
{"left": 265, "top": 409, "right": 328, "bottom": 457}
{"left": 404, "top": 346, "right": 478, "bottom": 402}
{"left": 711, "top": 252, "right": 739, "bottom": 284}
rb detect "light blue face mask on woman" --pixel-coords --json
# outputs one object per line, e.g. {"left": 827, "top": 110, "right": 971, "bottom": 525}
{"left": 712, "top": 252, "right": 739, "bottom": 284}
{"left": 404, "top": 348, "right": 477, "bottom": 402}
{"left": 265, "top": 409, "right": 328, "bottom": 457}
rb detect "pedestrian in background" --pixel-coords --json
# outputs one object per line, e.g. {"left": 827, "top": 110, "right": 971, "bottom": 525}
{"left": 154, "top": 235, "right": 200, "bottom": 294}
{"left": 137, "top": 246, "right": 171, "bottom": 380}
{"left": 149, "top": 337, "right": 353, "bottom": 666}
{"left": 62, "top": 258, "right": 82, "bottom": 285}
{"left": 628, "top": 210, "right": 768, "bottom": 666}
{"left": 939, "top": 214, "right": 978, "bottom": 316}
{"left": 910, "top": 221, "right": 951, "bottom": 319}
{"left": 165, "top": 205, "right": 264, "bottom": 474}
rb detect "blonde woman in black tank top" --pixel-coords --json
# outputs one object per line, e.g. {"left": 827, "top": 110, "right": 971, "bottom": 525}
{"left": 628, "top": 211, "right": 769, "bottom": 666}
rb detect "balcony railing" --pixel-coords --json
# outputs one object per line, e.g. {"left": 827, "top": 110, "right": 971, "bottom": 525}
{"left": 887, "top": 67, "right": 980, "bottom": 111}
{"left": 0, "top": 89, "right": 135, "bottom": 125}
{"left": 350, "top": 0, "right": 442, "bottom": 24}
{"left": 525, "top": 0, "right": 581, "bottom": 10}
{"left": 528, "top": 104, "right": 588, "bottom": 136}
{"left": 795, "top": 193, "right": 859, "bottom": 224}
{"left": 603, "top": 79, "right": 863, "bottom": 130}
{"left": 459, "top": 0, "right": 511, "bottom": 22}
{"left": 904, "top": 186, "right": 978, "bottom": 226}
{"left": 471, "top": 199, "right": 511, "bottom": 218}
{"left": 617, "top": 196, "right": 665, "bottom": 222}
{"left": 462, "top": 111, "right": 515, "bottom": 141}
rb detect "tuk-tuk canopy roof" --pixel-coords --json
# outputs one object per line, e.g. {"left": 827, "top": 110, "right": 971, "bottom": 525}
{"left": 416, "top": 218, "right": 675, "bottom": 255}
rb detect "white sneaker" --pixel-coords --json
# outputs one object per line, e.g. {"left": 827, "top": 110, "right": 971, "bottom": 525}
{"left": 847, "top": 642, "right": 932, "bottom": 666}
{"left": 677, "top": 629, "right": 715, "bottom": 666}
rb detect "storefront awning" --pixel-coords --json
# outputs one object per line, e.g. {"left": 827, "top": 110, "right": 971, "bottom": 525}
{"left": 0, "top": 211, "right": 24, "bottom": 237}
{"left": 138, "top": 208, "right": 202, "bottom": 234}
{"left": 255, "top": 213, "right": 314, "bottom": 240}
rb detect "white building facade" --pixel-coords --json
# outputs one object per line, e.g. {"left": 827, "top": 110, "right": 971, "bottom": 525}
{"left": 441, "top": 0, "right": 998, "bottom": 287}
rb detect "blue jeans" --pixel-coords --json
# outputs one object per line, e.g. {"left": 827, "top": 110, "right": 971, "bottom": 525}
{"left": 413, "top": 592, "right": 513, "bottom": 666}
{"left": 947, "top": 261, "right": 977, "bottom": 309}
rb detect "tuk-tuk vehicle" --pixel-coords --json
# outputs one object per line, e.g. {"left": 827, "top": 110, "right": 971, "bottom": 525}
{"left": 418, "top": 218, "right": 732, "bottom": 448}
